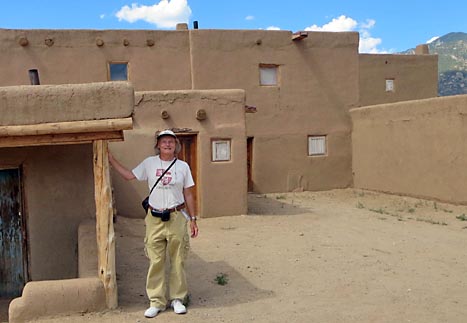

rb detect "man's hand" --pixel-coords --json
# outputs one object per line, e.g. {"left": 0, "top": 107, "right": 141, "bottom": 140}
{"left": 190, "top": 220, "right": 199, "bottom": 238}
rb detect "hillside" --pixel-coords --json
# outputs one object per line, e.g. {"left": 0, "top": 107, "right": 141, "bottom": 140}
{"left": 403, "top": 32, "right": 467, "bottom": 96}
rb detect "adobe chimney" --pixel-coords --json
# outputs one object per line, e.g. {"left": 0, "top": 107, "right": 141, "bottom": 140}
{"left": 415, "top": 44, "right": 430, "bottom": 55}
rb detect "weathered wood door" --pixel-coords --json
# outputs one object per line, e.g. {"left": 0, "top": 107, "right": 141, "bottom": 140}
{"left": 177, "top": 135, "right": 198, "bottom": 213}
{"left": 0, "top": 168, "right": 27, "bottom": 297}
{"left": 247, "top": 137, "right": 254, "bottom": 192}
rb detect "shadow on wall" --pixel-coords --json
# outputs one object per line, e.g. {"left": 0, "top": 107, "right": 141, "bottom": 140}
{"left": 114, "top": 217, "right": 274, "bottom": 310}
{"left": 247, "top": 193, "right": 312, "bottom": 216}
{"left": 0, "top": 298, "right": 10, "bottom": 323}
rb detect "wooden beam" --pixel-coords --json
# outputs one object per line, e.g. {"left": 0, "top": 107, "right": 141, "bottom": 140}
{"left": 292, "top": 31, "right": 308, "bottom": 41}
{"left": 244, "top": 105, "right": 257, "bottom": 113}
{"left": 93, "top": 140, "right": 118, "bottom": 309}
{"left": 0, "top": 118, "right": 132, "bottom": 137}
{"left": 0, "top": 131, "right": 124, "bottom": 148}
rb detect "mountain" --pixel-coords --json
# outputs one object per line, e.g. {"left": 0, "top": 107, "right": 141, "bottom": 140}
{"left": 401, "top": 32, "right": 467, "bottom": 96}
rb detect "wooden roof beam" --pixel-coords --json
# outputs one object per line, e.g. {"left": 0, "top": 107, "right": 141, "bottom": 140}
{"left": 0, "top": 131, "right": 124, "bottom": 148}
{"left": 0, "top": 118, "right": 133, "bottom": 137}
{"left": 292, "top": 31, "right": 308, "bottom": 41}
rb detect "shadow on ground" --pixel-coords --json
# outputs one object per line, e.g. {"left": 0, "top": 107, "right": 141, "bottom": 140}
{"left": 247, "top": 193, "right": 311, "bottom": 215}
{"left": 115, "top": 216, "right": 274, "bottom": 311}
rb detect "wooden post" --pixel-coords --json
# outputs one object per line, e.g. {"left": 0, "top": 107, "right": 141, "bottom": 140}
{"left": 93, "top": 140, "right": 118, "bottom": 309}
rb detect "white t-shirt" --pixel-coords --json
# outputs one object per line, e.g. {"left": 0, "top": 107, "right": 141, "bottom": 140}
{"left": 132, "top": 156, "right": 195, "bottom": 210}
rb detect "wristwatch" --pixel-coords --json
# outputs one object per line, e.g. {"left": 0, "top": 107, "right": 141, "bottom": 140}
{"left": 190, "top": 216, "right": 197, "bottom": 221}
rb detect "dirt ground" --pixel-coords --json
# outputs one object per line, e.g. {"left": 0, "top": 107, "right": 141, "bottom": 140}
{"left": 3, "top": 188, "right": 467, "bottom": 323}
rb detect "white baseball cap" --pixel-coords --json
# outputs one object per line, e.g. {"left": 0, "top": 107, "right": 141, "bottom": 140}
{"left": 157, "top": 129, "right": 177, "bottom": 139}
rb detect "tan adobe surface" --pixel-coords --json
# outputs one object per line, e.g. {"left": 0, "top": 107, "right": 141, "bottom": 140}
{"left": 11, "top": 189, "right": 467, "bottom": 323}
{"left": 351, "top": 94, "right": 467, "bottom": 204}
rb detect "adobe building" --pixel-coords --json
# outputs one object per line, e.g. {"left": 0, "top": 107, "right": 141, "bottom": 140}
{"left": 0, "top": 26, "right": 438, "bottom": 218}
{"left": 0, "top": 81, "right": 249, "bottom": 322}
{"left": 110, "top": 89, "right": 248, "bottom": 219}
{"left": 0, "top": 26, "right": 442, "bottom": 321}
{"left": 0, "top": 82, "right": 134, "bottom": 321}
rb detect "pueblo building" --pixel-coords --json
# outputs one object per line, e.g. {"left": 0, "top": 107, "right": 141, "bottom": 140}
{"left": 0, "top": 24, "right": 440, "bottom": 321}
{"left": 0, "top": 24, "right": 438, "bottom": 218}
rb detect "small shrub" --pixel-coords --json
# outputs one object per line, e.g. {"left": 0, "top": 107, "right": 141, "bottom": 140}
{"left": 369, "top": 208, "right": 384, "bottom": 214}
{"left": 414, "top": 200, "right": 424, "bottom": 208}
{"left": 214, "top": 273, "right": 229, "bottom": 285}
{"left": 416, "top": 218, "right": 447, "bottom": 226}
{"left": 456, "top": 214, "right": 467, "bottom": 221}
{"left": 356, "top": 202, "right": 365, "bottom": 209}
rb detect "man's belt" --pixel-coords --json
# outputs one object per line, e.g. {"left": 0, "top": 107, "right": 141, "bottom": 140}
{"left": 150, "top": 203, "right": 185, "bottom": 213}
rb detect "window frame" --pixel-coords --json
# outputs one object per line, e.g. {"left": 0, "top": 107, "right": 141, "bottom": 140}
{"left": 385, "top": 78, "right": 395, "bottom": 92}
{"left": 259, "top": 63, "right": 279, "bottom": 86}
{"left": 108, "top": 61, "right": 129, "bottom": 81}
{"left": 211, "top": 139, "right": 232, "bottom": 162}
{"left": 307, "top": 135, "right": 327, "bottom": 156}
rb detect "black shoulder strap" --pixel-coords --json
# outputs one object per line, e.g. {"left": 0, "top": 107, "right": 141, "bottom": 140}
{"left": 148, "top": 158, "right": 177, "bottom": 196}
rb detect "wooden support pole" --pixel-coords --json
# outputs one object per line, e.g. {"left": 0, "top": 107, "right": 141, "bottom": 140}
{"left": 93, "top": 140, "right": 118, "bottom": 309}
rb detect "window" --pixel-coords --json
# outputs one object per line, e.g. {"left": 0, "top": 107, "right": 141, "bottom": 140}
{"left": 259, "top": 64, "right": 279, "bottom": 86}
{"left": 212, "top": 139, "right": 231, "bottom": 162}
{"left": 385, "top": 79, "right": 394, "bottom": 92}
{"left": 308, "top": 136, "right": 326, "bottom": 156}
{"left": 109, "top": 62, "right": 128, "bottom": 81}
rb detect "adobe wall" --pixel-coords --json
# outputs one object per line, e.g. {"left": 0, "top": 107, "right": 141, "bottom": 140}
{"left": 190, "top": 30, "right": 360, "bottom": 192}
{"left": 0, "top": 29, "right": 360, "bottom": 193}
{"left": 110, "top": 89, "right": 247, "bottom": 218}
{"left": 0, "top": 82, "right": 134, "bottom": 125}
{"left": 0, "top": 144, "right": 95, "bottom": 280}
{"left": 351, "top": 95, "right": 467, "bottom": 204}
{"left": 9, "top": 277, "right": 106, "bottom": 323}
{"left": 0, "top": 81, "right": 135, "bottom": 279}
{"left": 0, "top": 28, "right": 439, "bottom": 196}
{"left": 0, "top": 29, "right": 192, "bottom": 90}
{"left": 359, "top": 54, "right": 438, "bottom": 107}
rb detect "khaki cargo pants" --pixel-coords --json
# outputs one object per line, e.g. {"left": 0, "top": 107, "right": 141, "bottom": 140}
{"left": 144, "top": 210, "right": 190, "bottom": 308}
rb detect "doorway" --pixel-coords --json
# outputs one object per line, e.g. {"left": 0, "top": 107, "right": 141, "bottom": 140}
{"left": 177, "top": 134, "right": 198, "bottom": 214}
{"left": 247, "top": 137, "right": 254, "bottom": 192}
{"left": 0, "top": 167, "right": 27, "bottom": 298}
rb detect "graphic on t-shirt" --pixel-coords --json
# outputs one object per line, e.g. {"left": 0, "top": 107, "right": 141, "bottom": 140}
{"left": 156, "top": 169, "right": 172, "bottom": 185}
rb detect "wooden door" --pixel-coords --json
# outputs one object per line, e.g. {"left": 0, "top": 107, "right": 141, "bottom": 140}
{"left": 247, "top": 137, "right": 254, "bottom": 192}
{"left": 0, "top": 168, "right": 27, "bottom": 297}
{"left": 177, "top": 135, "right": 198, "bottom": 213}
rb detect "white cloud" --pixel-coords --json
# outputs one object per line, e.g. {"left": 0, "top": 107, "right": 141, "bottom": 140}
{"left": 360, "top": 19, "right": 375, "bottom": 29}
{"left": 304, "top": 15, "right": 386, "bottom": 53}
{"left": 116, "top": 0, "right": 192, "bottom": 29}
{"left": 359, "top": 32, "right": 384, "bottom": 53}
{"left": 266, "top": 26, "right": 281, "bottom": 30}
{"left": 100, "top": 14, "right": 106, "bottom": 19}
{"left": 245, "top": 15, "right": 254, "bottom": 21}
{"left": 427, "top": 36, "right": 440, "bottom": 44}
{"left": 304, "top": 15, "right": 357, "bottom": 32}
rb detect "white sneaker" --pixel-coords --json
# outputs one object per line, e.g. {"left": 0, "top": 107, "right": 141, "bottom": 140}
{"left": 171, "top": 299, "right": 187, "bottom": 314}
{"left": 144, "top": 306, "right": 164, "bottom": 318}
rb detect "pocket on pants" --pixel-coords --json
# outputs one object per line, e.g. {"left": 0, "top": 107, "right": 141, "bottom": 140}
{"left": 143, "top": 237, "right": 149, "bottom": 259}
{"left": 182, "top": 234, "right": 190, "bottom": 259}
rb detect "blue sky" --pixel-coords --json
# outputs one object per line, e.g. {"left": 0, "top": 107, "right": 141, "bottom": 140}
{"left": 1, "top": 0, "right": 466, "bottom": 53}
